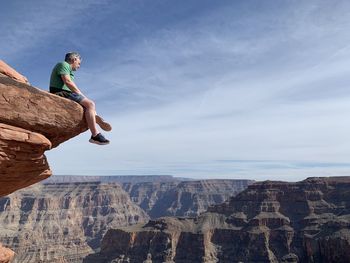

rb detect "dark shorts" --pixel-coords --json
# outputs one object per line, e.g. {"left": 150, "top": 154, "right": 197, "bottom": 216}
{"left": 50, "top": 87, "right": 85, "bottom": 103}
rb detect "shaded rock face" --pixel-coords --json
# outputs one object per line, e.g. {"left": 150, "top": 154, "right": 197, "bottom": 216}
{"left": 0, "top": 70, "right": 88, "bottom": 197}
{"left": 85, "top": 177, "right": 350, "bottom": 263}
{"left": 0, "top": 182, "right": 149, "bottom": 263}
{"left": 0, "top": 123, "right": 51, "bottom": 196}
{"left": 122, "top": 179, "right": 253, "bottom": 218}
{"left": 45, "top": 176, "right": 253, "bottom": 218}
{"left": 0, "top": 176, "right": 252, "bottom": 262}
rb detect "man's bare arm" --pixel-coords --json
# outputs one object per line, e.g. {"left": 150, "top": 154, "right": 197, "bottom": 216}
{"left": 61, "top": 74, "right": 83, "bottom": 94}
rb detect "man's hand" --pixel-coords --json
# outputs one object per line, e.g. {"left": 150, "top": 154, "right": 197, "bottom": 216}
{"left": 61, "top": 74, "right": 83, "bottom": 94}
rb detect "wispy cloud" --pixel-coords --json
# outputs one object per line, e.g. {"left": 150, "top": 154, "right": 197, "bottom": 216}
{"left": 0, "top": 1, "right": 105, "bottom": 60}
{"left": 5, "top": 1, "right": 350, "bottom": 180}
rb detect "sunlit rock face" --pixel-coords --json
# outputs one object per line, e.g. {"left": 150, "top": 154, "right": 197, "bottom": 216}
{"left": 44, "top": 176, "right": 254, "bottom": 218}
{"left": 85, "top": 177, "right": 350, "bottom": 263}
{"left": 0, "top": 67, "right": 88, "bottom": 197}
{"left": 0, "top": 176, "right": 253, "bottom": 263}
{"left": 0, "top": 61, "right": 88, "bottom": 262}
{"left": 0, "top": 182, "right": 150, "bottom": 263}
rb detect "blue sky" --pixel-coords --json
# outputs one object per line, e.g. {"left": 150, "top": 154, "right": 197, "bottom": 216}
{"left": 2, "top": 0, "right": 350, "bottom": 181}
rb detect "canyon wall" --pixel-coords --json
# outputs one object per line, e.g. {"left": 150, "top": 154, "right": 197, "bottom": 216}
{"left": 0, "top": 177, "right": 252, "bottom": 262}
{"left": 84, "top": 177, "right": 350, "bottom": 263}
{"left": 122, "top": 179, "right": 252, "bottom": 218}
{"left": 0, "top": 182, "right": 149, "bottom": 262}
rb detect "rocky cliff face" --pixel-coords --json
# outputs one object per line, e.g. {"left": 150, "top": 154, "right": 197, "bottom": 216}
{"left": 85, "top": 177, "right": 350, "bottom": 263}
{"left": 123, "top": 179, "right": 253, "bottom": 218}
{"left": 45, "top": 176, "right": 253, "bottom": 218}
{"left": 0, "top": 123, "right": 51, "bottom": 197}
{"left": 0, "top": 176, "right": 252, "bottom": 262}
{"left": 44, "top": 176, "right": 253, "bottom": 218}
{"left": 0, "top": 66, "right": 88, "bottom": 197}
{"left": 0, "top": 182, "right": 149, "bottom": 263}
{"left": 0, "top": 62, "right": 89, "bottom": 263}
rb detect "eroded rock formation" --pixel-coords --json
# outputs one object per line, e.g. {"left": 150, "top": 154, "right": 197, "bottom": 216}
{"left": 85, "top": 177, "right": 350, "bottom": 263}
{"left": 0, "top": 63, "right": 88, "bottom": 197}
{"left": 0, "top": 177, "right": 252, "bottom": 262}
{"left": 0, "top": 72, "right": 87, "bottom": 148}
{"left": 0, "top": 123, "right": 51, "bottom": 197}
{"left": 0, "top": 62, "right": 88, "bottom": 261}
{"left": 122, "top": 179, "right": 253, "bottom": 218}
{"left": 44, "top": 176, "right": 253, "bottom": 218}
{"left": 0, "top": 60, "right": 29, "bottom": 84}
{"left": 0, "top": 182, "right": 149, "bottom": 263}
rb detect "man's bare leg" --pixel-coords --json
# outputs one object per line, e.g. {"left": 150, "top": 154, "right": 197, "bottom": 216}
{"left": 79, "top": 98, "right": 110, "bottom": 145}
{"left": 80, "top": 98, "right": 99, "bottom": 136}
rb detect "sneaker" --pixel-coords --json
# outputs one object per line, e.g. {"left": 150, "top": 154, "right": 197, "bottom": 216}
{"left": 89, "top": 133, "right": 110, "bottom": 145}
{"left": 96, "top": 115, "right": 112, "bottom": 131}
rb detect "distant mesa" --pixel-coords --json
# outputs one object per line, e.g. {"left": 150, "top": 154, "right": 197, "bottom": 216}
{"left": 43, "top": 174, "right": 190, "bottom": 184}
{"left": 0, "top": 60, "right": 88, "bottom": 197}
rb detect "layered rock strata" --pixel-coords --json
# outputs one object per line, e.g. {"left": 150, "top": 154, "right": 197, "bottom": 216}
{"left": 0, "top": 182, "right": 149, "bottom": 263}
{"left": 0, "top": 177, "right": 252, "bottom": 262}
{"left": 0, "top": 73, "right": 87, "bottom": 148}
{"left": 122, "top": 179, "right": 253, "bottom": 218}
{"left": 45, "top": 176, "right": 253, "bottom": 218}
{"left": 85, "top": 177, "right": 350, "bottom": 263}
{"left": 0, "top": 123, "right": 51, "bottom": 197}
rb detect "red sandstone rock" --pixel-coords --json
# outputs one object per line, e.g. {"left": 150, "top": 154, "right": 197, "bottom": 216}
{"left": 0, "top": 60, "right": 29, "bottom": 84}
{"left": 0, "top": 123, "right": 51, "bottom": 197}
{"left": 0, "top": 67, "right": 88, "bottom": 197}
{"left": 0, "top": 243, "right": 14, "bottom": 263}
{"left": 0, "top": 73, "right": 87, "bottom": 148}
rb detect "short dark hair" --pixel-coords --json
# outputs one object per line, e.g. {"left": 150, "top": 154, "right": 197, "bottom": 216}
{"left": 65, "top": 52, "right": 81, "bottom": 63}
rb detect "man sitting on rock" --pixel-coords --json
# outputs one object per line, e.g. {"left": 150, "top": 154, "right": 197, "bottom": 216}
{"left": 49, "top": 52, "right": 111, "bottom": 145}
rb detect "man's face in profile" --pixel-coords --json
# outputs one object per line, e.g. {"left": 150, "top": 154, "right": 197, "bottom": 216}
{"left": 71, "top": 58, "right": 81, "bottom": 71}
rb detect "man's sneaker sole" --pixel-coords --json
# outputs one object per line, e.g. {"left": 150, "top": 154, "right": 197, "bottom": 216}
{"left": 96, "top": 115, "right": 112, "bottom": 131}
{"left": 89, "top": 138, "right": 110, "bottom": 145}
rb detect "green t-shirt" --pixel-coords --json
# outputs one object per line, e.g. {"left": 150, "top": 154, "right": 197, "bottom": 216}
{"left": 49, "top": 61, "right": 74, "bottom": 91}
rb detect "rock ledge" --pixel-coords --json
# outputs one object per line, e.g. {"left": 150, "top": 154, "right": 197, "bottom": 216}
{"left": 0, "top": 62, "right": 88, "bottom": 197}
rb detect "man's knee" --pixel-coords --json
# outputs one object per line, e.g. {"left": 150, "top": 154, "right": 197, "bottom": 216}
{"left": 81, "top": 98, "right": 95, "bottom": 109}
